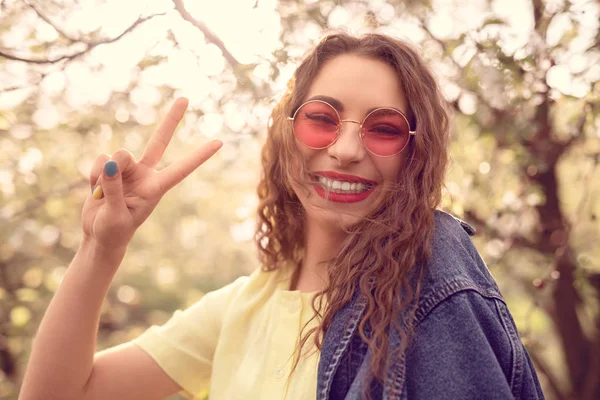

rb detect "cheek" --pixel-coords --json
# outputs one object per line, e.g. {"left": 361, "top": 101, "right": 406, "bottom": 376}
{"left": 294, "top": 143, "right": 321, "bottom": 174}
{"left": 297, "top": 142, "right": 315, "bottom": 161}
{"left": 289, "top": 145, "right": 317, "bottom": 193}
{"left": 375, "top": 155, "right": 405, "bottom": 183}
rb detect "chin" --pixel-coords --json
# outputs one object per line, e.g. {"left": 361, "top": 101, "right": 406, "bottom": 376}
{"left": 309, "top": 206, "right": 365, "bottom": 231}
{"left": 296, "top": 186, "right": 381, "bottom": 231}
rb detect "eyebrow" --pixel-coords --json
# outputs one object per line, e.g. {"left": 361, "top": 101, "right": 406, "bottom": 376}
{"left": 306, "top": 95, "right": 345, "bottom": 111}
{"left": 304, "top": 95, "right": 396, "bottom": 116}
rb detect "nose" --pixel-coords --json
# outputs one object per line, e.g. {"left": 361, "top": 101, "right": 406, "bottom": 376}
{"left": 326, "top": 120, "right": 366, "bottom": 166}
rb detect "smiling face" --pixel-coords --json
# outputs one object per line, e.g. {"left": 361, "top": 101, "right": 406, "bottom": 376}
{"left": 290, "top": 54, "right": 411, "bottom": 230}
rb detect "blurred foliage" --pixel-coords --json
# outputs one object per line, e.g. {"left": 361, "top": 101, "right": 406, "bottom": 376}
{"left": 0, "top": 0, "right": 599, "bottom": 399}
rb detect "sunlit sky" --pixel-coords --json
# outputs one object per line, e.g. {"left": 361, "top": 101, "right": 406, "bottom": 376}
{"left": 0, "top": 0, "right": 599, "bottom": 128}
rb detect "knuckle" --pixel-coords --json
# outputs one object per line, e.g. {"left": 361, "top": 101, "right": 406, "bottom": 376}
{"left": 112, "top": 148, "right": 128, "bottom": 157}
{"left": 90, "top": 154, "right": 110, "bottom": 186}
{"left": 112, "top": 148, "right": 134, "bottom": 160}
{"left": 95, "top": 153, "right": 110, "bottom": 163}
{"left": 92, "top": 154, "right": 110, "bottom": 169}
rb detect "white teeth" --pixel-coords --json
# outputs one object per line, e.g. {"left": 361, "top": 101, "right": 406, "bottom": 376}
{"left": 314, "top": 176, "right": 371, "bottom": 193}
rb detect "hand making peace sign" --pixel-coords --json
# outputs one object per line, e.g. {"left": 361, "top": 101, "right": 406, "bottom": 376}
{"left": 81, "top": 97, "right": 222, "bottom": 251}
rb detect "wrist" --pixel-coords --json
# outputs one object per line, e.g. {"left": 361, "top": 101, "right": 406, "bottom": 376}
{"left": 78, "top": 235, "right": 128, "bottom": 265}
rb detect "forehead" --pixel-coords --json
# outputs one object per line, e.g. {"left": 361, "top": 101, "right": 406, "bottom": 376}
{"left": 305, "top": 54, "right": 409, "bottom": 115}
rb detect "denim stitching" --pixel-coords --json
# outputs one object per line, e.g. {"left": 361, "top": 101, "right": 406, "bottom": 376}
{"left": 495, "top": 299, "right": 525, "bottom": 398}
{"left": 386, "top": 351, "right": 406, "bottom": 400}
{"left": 319, "top": 295, "right": 368, "bottom": 400}
{"left": 414, "top": 279, "right": 504, "bottom": 326}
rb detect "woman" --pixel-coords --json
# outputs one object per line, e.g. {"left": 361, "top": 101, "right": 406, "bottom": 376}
{"left": 19, "top": 33, "right": 544, "bottom": 399}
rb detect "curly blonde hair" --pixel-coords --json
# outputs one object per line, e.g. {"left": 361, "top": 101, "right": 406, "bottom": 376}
{"left": 255, "top": 32, "right": 451, "bottom": 398}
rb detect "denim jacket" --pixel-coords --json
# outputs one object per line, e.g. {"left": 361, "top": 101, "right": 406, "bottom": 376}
{"left": 317, "top": 210, "right": 545, "bottom": 400}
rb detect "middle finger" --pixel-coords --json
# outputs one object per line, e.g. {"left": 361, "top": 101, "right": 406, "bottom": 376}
{"left": 139, "top": 97, "right": 189, "bottom": 169}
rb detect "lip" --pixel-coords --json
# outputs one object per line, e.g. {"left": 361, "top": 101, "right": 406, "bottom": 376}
{"left": 310, "top": 171, "right": 377, "bottom": 204}
{"left": 312, "top": 171, "right": 377, "bottom": 185}
{"left": 313, "top": 185, "right": 375, "bottom": 203}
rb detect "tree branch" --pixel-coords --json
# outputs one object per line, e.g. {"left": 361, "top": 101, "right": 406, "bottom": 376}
{"left": 0, "top": 13, "right": 165, "bottom": 65}
{"left": 0, "top": 82, "right": 36, "bottom": 93}
{"left": 170, "top": 0, "right": 263, "bottom": 97}
{"left": 462, "top": 209, "right": 542, "bottom": 252}
{"left": 532, "top": 0, "right": 544, "bottom": 36}
{"left": 418, "top": 21, "right": 510, "bottom": 121}
{"left": 24, "top": 0, "right": 79, "bottom": 43}
{"left": 171, "top": 0, "right": 242, "bottom": 69}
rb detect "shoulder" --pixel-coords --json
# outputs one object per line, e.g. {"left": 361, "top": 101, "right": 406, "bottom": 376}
{"left": 401, "top": 211, "right": 544, "bottom": 398}
{"left": 207, "top": 265, "right": 292, "bottom": 326}
{"left": 136, "top": 266, "right": 286, "bottom": 339}
{"left": 413, "top": 210, "right": 502, "bottom": 323}
{"left": 206, "top": 265, "right": 288, "bottom": 306}
{"left": 404, "top": 289, "right": 544, "bottom": 399}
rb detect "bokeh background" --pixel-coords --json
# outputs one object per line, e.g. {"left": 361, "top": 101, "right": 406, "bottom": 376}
{"left": 1, "top": 0, "right": 599, "bottom": 399}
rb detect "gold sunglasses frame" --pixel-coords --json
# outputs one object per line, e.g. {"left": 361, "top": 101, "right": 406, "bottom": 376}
{"left": 287, "top": 99, "right": 416, "bottom": 158}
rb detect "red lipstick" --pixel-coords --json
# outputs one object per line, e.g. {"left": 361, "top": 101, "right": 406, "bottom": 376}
{"left": 311, "top": 171, "right": 377, "bottom": 203}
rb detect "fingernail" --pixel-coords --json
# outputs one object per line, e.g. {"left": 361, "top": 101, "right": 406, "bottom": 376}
{"left": 92, "top": 185, "right": 103, "bottom": 200}
{"left": 104, "top": 161, "right": 118, "bottom": 177}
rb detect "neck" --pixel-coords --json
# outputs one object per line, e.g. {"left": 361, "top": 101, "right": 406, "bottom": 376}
{"left": 289, "top": 216, "right": 346, "bottom": 292}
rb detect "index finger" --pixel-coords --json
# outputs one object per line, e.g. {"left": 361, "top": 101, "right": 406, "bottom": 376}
{"left": 139, "top": 97, "right": 189, "bottom": 168}
{"left": 157, "top": 139, "right": 222, "bottom": 194}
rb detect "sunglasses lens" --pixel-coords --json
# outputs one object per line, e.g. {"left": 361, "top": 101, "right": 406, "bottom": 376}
{"left": 293, "top": 101, "right": 339, "bottom": 149}
{"left": 362, "top": 109, "right": 411, "bottom": 156}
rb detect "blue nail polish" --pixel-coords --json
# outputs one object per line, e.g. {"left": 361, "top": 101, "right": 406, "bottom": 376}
{"left": 104, "top": 161, "right": 118, "bottom": 177}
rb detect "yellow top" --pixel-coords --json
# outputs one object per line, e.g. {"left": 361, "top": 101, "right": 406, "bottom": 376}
{"left": 133, "top": 265, "right": 324, "bottom": 399}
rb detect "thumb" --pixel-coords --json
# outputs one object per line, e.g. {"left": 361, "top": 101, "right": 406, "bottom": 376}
{"left": 101, "top": 161, "right": 126, "bottom": 211}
